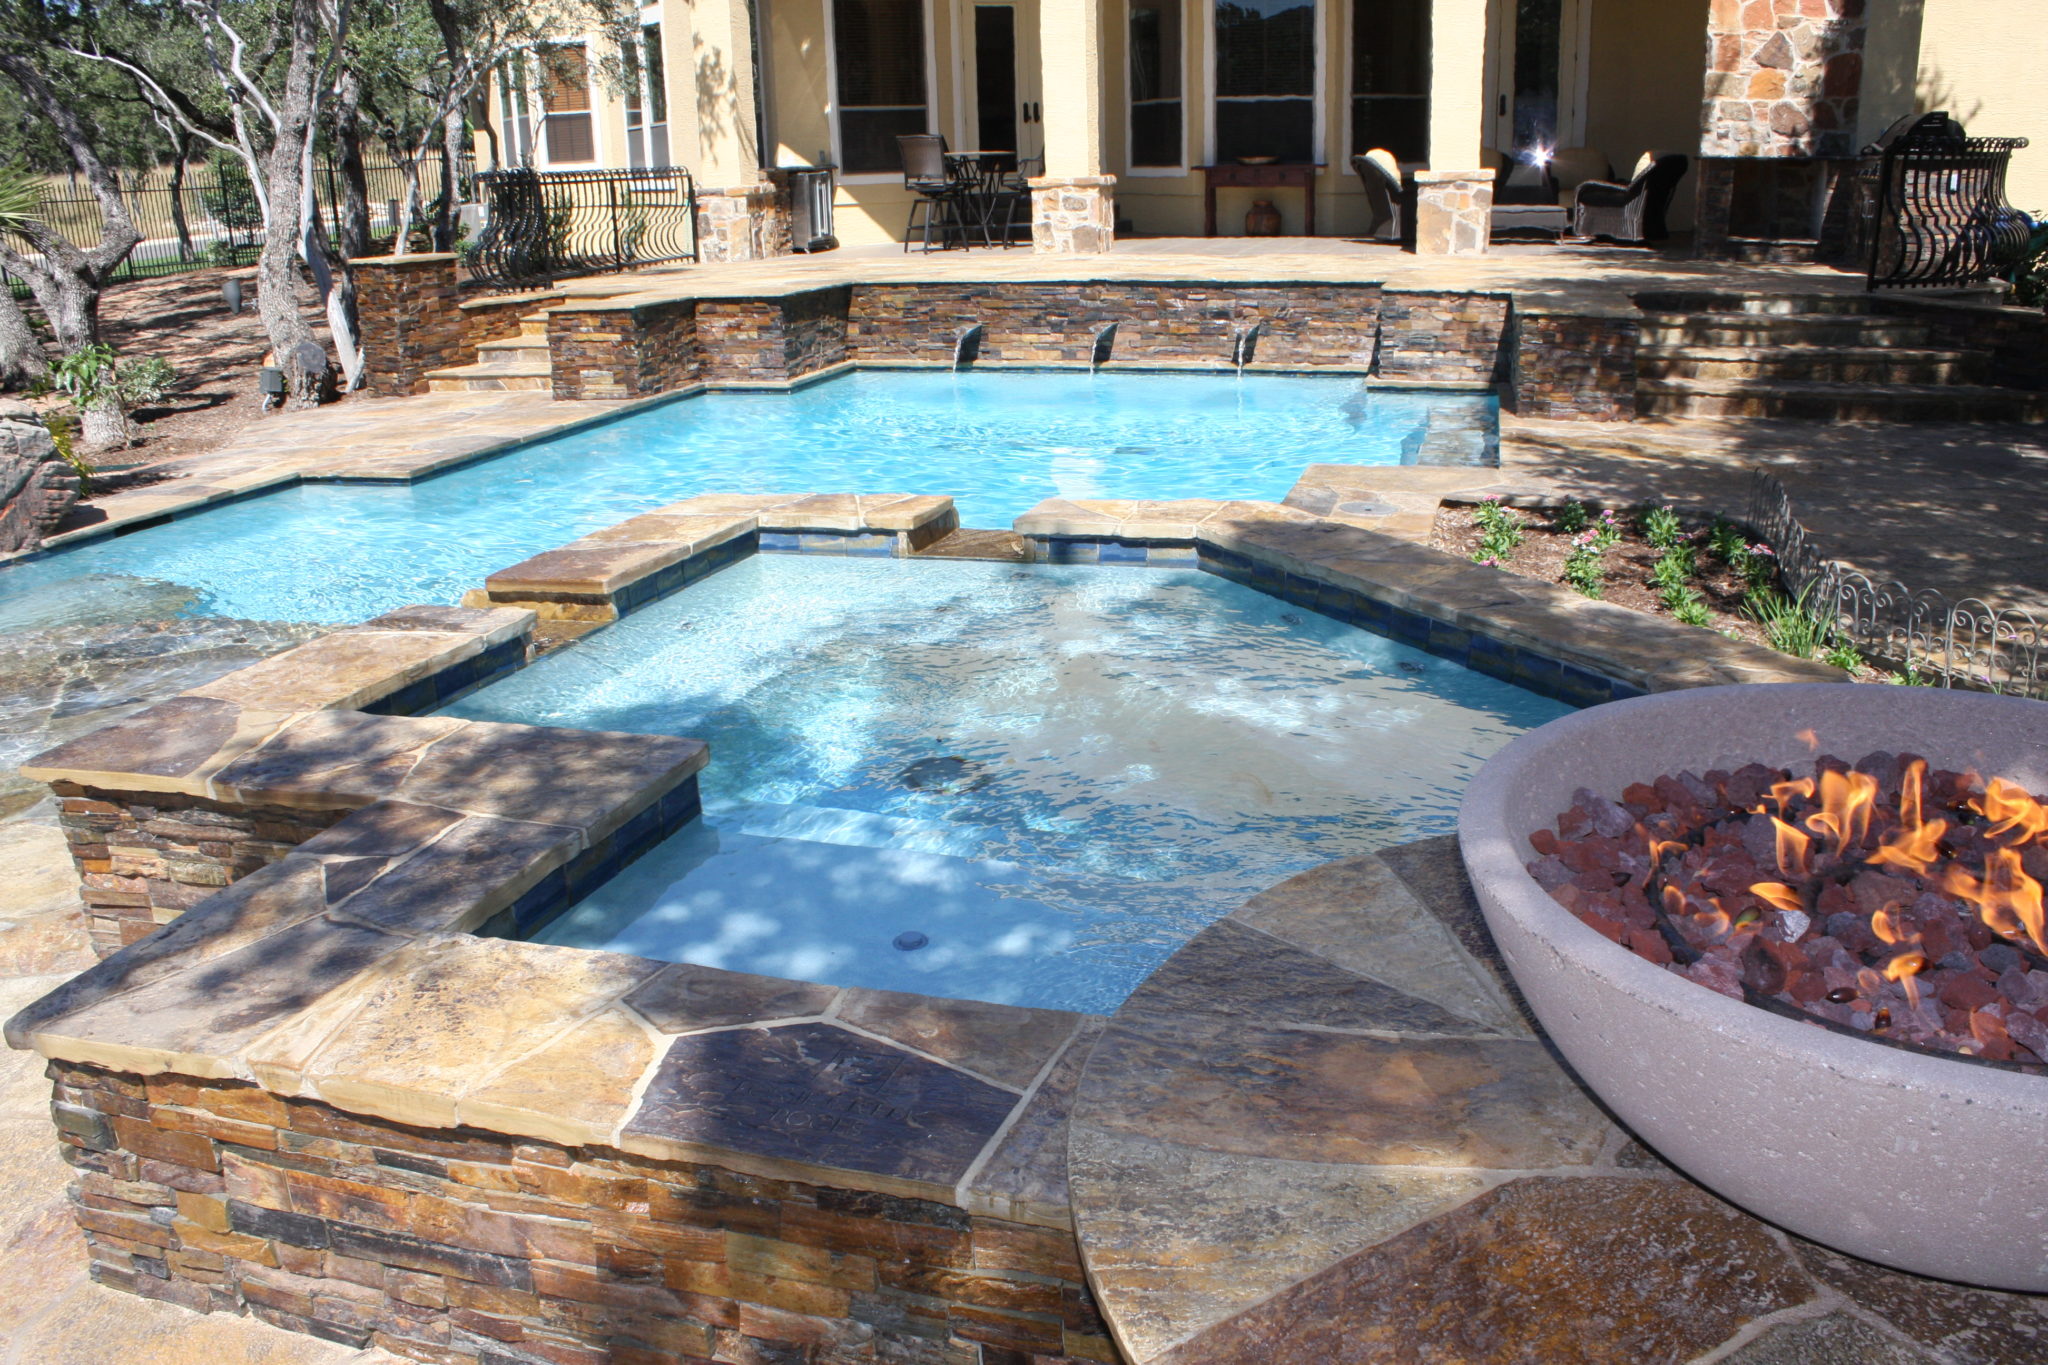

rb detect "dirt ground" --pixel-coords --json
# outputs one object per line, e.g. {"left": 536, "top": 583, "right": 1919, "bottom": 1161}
{"left": 10, "top": 266, "right": 333, "bottom": 469}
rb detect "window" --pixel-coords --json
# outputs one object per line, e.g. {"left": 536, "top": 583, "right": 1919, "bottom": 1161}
{"left": 540, "top": 45, "right": 596, "bottom": 164}
{"left": 832, "top": 0, "right": 929, "bottom": 173}
{"left": 625, "top": 26, "right": 671, "bottom": 167}
{"left": 1350, "top": 0, "right": 1427, "bottom": 161}
{"left": 1213, "top": 0, "right": 1316, "bottom": 164}
{"left": 1129, "top": 0, "right": 1183, "bottom": 168}
{"left": 497, "top": 52, "right": 534, "bottom": 166}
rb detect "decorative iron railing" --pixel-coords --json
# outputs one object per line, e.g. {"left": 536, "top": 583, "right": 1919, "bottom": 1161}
{"left": 1862, "top": 113, "right": 2031, "bottom": 290}
{"left": 1748, "top": 469, "right": 2048, "bottom": 696}
{"left": 467, "top": 166, "right": 696, "bottom": 290}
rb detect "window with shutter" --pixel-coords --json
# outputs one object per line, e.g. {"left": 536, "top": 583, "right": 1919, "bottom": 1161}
{"left": 1129, "top": 0, "right": 1184, "bottom": 168}
{"left": 1213, "top": 0, "right": 1316, "bottom": 164}
{"left": 541, "top": 45, "right": 596, "bottom": 164}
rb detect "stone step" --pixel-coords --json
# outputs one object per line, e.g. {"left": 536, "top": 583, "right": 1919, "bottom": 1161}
{"left": 1634, "top": 291, "right": 1878, "bottom": 317}
{"left": 1636, "top": 346, "right": 1974, "bottom": 385}
{"left": 518, "top": 312, "right": 554, "bottom": 337}
{"left": 476, "top": 335, "right": 551, "bottom": 360}
{"left": 1638, "top": 312, "right": 1935, "bottom": 349}
{"left": 424, "top": 362, "right": 554, "bottom": 393}
{"left": 1636, "top": 378, "right": 2048, "bottom": 423}
{"left": 912, "top": 527, "right": 1034, "bottom": 562}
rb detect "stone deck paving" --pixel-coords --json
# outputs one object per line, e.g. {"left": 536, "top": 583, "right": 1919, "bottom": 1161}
{"left": 1067, "top": 837, "right": 2048, "bottom": 1365}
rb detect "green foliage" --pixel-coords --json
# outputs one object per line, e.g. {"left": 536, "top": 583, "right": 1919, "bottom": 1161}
{"left": 1590, "top": 507, "right": 1623, "bottom": 552}
{"left": 1551, "top": 501, "right": 1590, "bottom": 536}
{"left": 44, "top": 412, "right": 89, "bottom": 494}
{"left": 1649, "top": 545, "right": 1696, "bottom": 591}
{"left": 1822, "top": 641, "right": 1863, "bottom": 673}
{"left": 1886, "top": 660, "right": 1933, "bottom": 687}
{"left": 47, "top": 344, "right": 178, "bottom": 418}
{"left": 1470, "top": 498, "right": 1523, "bottom": 567}
{"left": 1638, "top": 505, "right": 1684, "bottom": 551}
{"left": 0, "top": 165, "right": 43, "bottom": 236}
{"left": 1670, "top": 594, "right": 1713, "bottom": 629}
{"left": 1743, "top": 584, "right": 1831, "bottom": 660}
{"left": 1707, "top": 516, "right": 1747, "bottom": 564}
{"left": 1562, "top": 535, "right": 1605, "bottom": 598}
{"left": 2009, "top": 215, "right": 2048, "bottom": 308}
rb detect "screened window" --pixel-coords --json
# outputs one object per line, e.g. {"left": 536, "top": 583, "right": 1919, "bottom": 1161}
{"left": 1214, "top": 0, "right": 1316, "bottom": 164}
{"left": 1129, "top": 0, "right": 1183, "bottom": 168}
{"left": 834, "top": 0, "right": 929, "bottom": 173}
{"left": 1350, "top": 0, "right": 1427, "bottom": 161}
{"left": 540, "top": 45, "right": 595, "bottom": 164}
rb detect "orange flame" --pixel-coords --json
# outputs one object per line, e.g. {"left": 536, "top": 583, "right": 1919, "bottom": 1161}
{"left": 1749, "top": 881, "right": 1805, "bottom": 915}
{"left": 1870, "top": 903, "right": 1908, "bottom": 945}
{"left": 1771, "top": 818, "right": 1812, "bottom": 880}
{"left": 1883, "top": 949, "right": 1928, "bottom": 1010}
{"left": 1867, "top": 816, "right": 1948, "bottom": 874}
{"left": 1767, "top": 776, "right": 1816, "bottom": 817}
{"left": 1975, "top": 777, "right": 2048, "bottom": 845}
{"left": 1804, "top": 768, "right": 1879, "bottom": 855}
{"left": 1938, "top": 848, "right": 2048, "bottom": 957}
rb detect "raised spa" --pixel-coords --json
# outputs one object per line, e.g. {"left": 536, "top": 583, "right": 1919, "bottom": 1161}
{"left": 442, "top": 554, "right": 1568, "bottom": 1013}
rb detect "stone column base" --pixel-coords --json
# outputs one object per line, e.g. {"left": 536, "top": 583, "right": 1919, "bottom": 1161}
{"left": 1413, "top": 170, "right": 1495, "bottom": 256}
{"left": 694, "top": 181, "right": 793, "bottom": 264}
{"left": 1029, "top": 175, "right": 1116, "bottom": 254}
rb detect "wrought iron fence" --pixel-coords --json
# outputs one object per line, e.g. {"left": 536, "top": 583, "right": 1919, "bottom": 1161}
{"left": 1860, "top": 112, "right": 2032, "bottom": 290}
{"left": 2, "top": 155, "right": 474, "bottom": 295}
{"left": 1748, "top": 469, "right": 2048, "bottom": 696}
{"left": 466, "top": 166, "right": 696, "bottom": 290}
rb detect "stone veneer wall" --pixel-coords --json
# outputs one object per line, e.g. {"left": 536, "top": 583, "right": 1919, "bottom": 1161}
{"left": 354, "top": 255, "right": 465, "bottom": 397}
{"left": 55, "top": 785, "right": 349, "bottom": 957}
{"left": 460, "top": 295, "right": 561, "bottom": 355}
{"left": 1374, "top": 292, "right": 1510, "bottom": 385}
{"left": 695, "top": 288, "right": 853, "bottom": 385}
{"left": 1702, "top": 0, "right": 1865, "bottom": 160}
{"left": 547, "top": 301, "right": 700, "bottom": 401}
{"left": 846, "top": 283, "right": 1383, "bottom": 370}
{"left": 1411, "top": 172, "right": 1494, "bottom": 257}
{"left": 695, "top": 182, "right": 794, "bottom": 264}
{"left": 1874, "top": 299, "right": 2048, "bottom": 393}
{"left": 1028, "top": 178, "right": 1116, "bottom": 255}
{"left": 50, "top": 1062, "right": 1113, "bottom": 1365}
{"left": 1508, "top": 312, "right": 1641, "bottom": 422}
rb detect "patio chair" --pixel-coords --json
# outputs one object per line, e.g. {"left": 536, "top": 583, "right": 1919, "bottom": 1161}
{"left": 1570, "top": 152, "right": 1690, "bottom": 244}
{"left": 1546, "top": 147, "right": 1613, "bottom": 204}
{"left": 1351, "top": 149, "right": 1404, "bottom": 243}
{"left": 898, "top": 134, "right": 976, "bottom": 253}
{"left": 987, "top": 155, "right": 1043, "bottom": 246}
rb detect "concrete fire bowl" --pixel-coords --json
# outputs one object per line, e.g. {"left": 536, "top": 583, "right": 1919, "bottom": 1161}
{"left": 1459, "top": 683, "right": 2048, "bottom": 1291}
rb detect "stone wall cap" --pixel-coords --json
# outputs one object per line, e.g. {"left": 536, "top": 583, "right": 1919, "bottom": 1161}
{"left": 1413, "top": 169, "right": 1498, "bottom": 184}
{"left": 350, "top": 252, "right": 461, "bottom": 266}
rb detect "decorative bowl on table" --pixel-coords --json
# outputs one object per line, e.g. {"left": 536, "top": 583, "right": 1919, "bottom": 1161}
{"left": 1237, "top": 155, "right": 1278, "bottom": 165}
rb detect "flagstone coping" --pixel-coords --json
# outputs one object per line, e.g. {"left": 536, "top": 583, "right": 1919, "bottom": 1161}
{"left": 474, "top": 494, "right": 957, "bottom": 618}
{"left": 1066, "top": 838, "right": 2048, "bottom": 1365}
{"left": 1013, "top": 497, "right": 1845, "bottom": 696}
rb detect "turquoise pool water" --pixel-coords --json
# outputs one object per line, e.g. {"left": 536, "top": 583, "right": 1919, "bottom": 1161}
{"left": 0, "top": 372, "right": 1494, "bottom": 629}
{"left": 442, "top": 556, "right": 1565, "bottom": 1013}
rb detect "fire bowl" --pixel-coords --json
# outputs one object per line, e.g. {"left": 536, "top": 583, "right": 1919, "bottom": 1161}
{"left": 1459, "top": 683, "right": 2048, "bottom": 1291}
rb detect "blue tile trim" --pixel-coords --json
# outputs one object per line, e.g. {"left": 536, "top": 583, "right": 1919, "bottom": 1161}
{"left": 1027, "top": 536, "right": 1206, "bottom": 568}
{"left": 757, "top": 529, "right": 900, "bottom": 558}
{"left": 476, "top": 773, "right": 705, "bottom": 942}
{"left": 363, "top": 634, "right": 533, "bottom": 717}
{"left": 1191, "top": 544, "right": 1634, "bottom": 711}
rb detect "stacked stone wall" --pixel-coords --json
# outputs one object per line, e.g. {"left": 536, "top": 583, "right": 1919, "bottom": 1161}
{"left": 697, "top": 288, "right": 852, "bottom": 385}
{"left": 547, "top": 301, "right": 700, "bottom": 400}
{"left": 459, "top": 294, "right": 561, "bottom": 355}
{"left": 1702, "top": 0, "right": 1865, "bottom": 160}
{"left": 354, "top": 255, "right": 464, "bottom": 397}
{"left": 53, "top": 784, "right": 347, "bottom": 957}
{"left": 1508, "top": 313, "right": 1641, "bottom": 422}
{"left": 50, "top": 1062, "right": 1113, "bottom": 1365}
{"left": 1875, "top": 299, "right": 2048, "bottom": 393}
{"left": 1375, "top": 292, "right": 1510, "bottom": 386}
{"left": 846, "top": 283, "right": 1383, "bottom": 370}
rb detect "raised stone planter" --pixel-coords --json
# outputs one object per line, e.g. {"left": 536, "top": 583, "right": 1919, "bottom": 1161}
{"left": 1459, "top": 683, "right": 2048, "bottom": 1291}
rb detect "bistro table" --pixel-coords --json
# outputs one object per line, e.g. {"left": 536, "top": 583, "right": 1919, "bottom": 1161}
{"left": 1198, "top": 162, "right": 1326, "bottom": 237}
{"left": 944, "top": 150, "right": 1021, "bottom": 246}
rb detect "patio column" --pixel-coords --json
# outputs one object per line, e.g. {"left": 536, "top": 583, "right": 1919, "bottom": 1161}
{"left": 1416, "top": 0, "right": 1493, "bottom": 255}
{"left": 1031, "top": 0, "right": 1115, "bottom": 252}
{"left": 686, "top": 0, "right": 793, "bottom": 261}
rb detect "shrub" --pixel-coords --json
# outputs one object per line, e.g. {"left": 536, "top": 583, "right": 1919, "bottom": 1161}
{"left": 1649, "top": 545, "right": 1696, "bottom": 591}
{"left": 1639, "top": 505, "right": 1684, "bottom": 551}
{"left": 1743, "top": 584, "right": 1831, "bottom": 660}
{"left": 2009, "top": 215, "right": 2048, "bottom": 308}
{"left": 1552, "top": 501, "right": 1590, "bottom": 535}
{"left": 1562, "top": 532, "right": 1605, "bottom": 598}
{"left": 1470, "top": 496, "right": 1524, "bottom": 567}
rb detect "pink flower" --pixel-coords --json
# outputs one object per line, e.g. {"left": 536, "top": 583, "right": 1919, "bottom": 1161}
{"left": 1480, "top": 494, "right": 1502, "bottom": 503}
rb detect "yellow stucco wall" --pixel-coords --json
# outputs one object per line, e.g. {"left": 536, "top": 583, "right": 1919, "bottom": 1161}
{"left": 1582, "top": 0, "right": 1708, "bottom": 231}
{"left": 1915, "top": 0, "right": 2048, "bottom": 211}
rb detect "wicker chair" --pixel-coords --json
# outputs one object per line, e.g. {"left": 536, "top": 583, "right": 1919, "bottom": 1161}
{"left": 1350, "top": 149, "right": 1405, "bottom": 243}
{"left": 1570, "top": 152, "right": 1690, "bottom": 243}
{"left": 898, "top": 134, "right": 976, "bottom": 252}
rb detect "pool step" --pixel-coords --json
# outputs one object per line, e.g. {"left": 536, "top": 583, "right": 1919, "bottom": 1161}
{"left": 425, "top": 361, "right": 553, "bottom": 393}
{"left": 726, "top": 801, "right": 998, "bottom": 860}
{"left": 913, "top": 528, "right": 1034, "bottom": 562}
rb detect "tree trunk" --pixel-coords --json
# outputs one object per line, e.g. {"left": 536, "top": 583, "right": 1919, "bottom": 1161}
{"left": 0, "top": 286, "right": 47, "bottom": 389}
{"left": 167, "top": 137, "right": 196, "bottom": 263}
{"left": 432, "top": 108, "right": 462, "bottom": 251}
{"left": 255, "top": 0, "right": 335, "bottom": 409}
{"left": 335, "top": 74, "right": 373, "bottom": 259}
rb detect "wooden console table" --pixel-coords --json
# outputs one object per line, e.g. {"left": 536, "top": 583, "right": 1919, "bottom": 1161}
{"left": 1198, "top": 163, "right": 1325, "bottom": 237}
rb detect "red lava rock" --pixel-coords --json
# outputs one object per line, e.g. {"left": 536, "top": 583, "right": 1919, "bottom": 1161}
{"left": 1529, "top": 751, "right": 2048, "bottom": 1069}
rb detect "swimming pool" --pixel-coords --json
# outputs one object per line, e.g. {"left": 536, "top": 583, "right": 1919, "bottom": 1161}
{"left": 0, "top": 372, "right": 1495, "bottom": 629}
{"left": 441, "top": 555, "right": 1566, "bottom": 1013}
